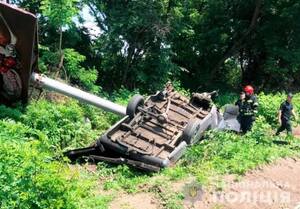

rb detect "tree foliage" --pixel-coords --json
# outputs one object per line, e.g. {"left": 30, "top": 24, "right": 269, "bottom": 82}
{"left": 2, "top": 2, "right": 300, "bottom": 208}
{"left": 12, "top": 0, "right": 300, "bottom": 92}
{"left": 85, "top": 0, "right": 178, "bottom": 91}
{"left": 40, "top": 0, "right": 79, "bottom": 27}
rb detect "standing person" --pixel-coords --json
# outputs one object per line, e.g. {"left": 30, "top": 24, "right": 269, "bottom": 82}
{"left": 235, "top": 91, "right": 245, "bottom": 109}
{"left": 235, "top": 91, "right": 245, "bottom": 123}
{"left": 276, "top": 93, "right": 298, "bottom": 135}
{"left": 239, "top": 85, "right": 259, "bottom": 133}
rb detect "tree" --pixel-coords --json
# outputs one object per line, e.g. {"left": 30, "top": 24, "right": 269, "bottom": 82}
{"left": 11, "top": 0, "right": 300, "bottom": 92}
{"left": 168, "top": 0, "right": 300, "bottom": 91}
{"left": 85, "top": 0, "right": 179, "bottom": 91}
{"left": 40, "top": 0, "right": 79, "bottom": 55}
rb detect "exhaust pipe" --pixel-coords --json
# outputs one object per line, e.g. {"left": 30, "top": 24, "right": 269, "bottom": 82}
{"left": 31, "top": 73, "right": 127, "bottom": 116}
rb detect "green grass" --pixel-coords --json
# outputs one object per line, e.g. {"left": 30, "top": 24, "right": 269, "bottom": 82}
{"left": 0, "top": 120, "right": 111, "bottom": 209}
{"left": 1, "top": 91, "right": 300, "bottom": 208}
{"left": 180, "top": 121, "right": 299, "bottom": 184}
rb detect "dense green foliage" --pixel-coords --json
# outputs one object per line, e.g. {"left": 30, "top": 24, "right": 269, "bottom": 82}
{"left": 22, "top": 100, "right": 96, "bottom": 150}
{"left": 259, "top": 92, "right": 300, "bottom": 127}
{"left": 0, "top": 88, "right": 137, "bottom": 208}
{"left": 11, "top": 0, "right": 300, "bottom": 92}
{"left": 1, "top": 91, "right": 300, "bottom": 208}
{"left": 0, "top": 115, "right": 111, "bottom": 209}
{"left": 2, "top": 1, "right": 300, "bottom": 208}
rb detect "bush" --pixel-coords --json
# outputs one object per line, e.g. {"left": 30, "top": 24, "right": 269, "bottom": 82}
{"left": 0, "top": 120, "right": 103, "bottom": 209}
{"left": 257, "top": 92, "right": 286, "bottom": 127}
{"left": 258, "top": 92, "right": 300, "bottom": 127}
{"left": 63, "top": 48, "right": 100, "bottom": 93}
{"left": 0, "top": 105, "right": 23, "bottom": 121}
{"left": 21, "top": 100, "right": 97, "bottom": 150}
{"left": 39, "top": 46, "right": 100, "bottom": 93}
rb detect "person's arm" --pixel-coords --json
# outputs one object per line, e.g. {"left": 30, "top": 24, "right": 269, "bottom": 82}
{"left": 252, "top": 96, "right": 259, "bottom": 115}
{"left": 278, "top": 102, "right": 284, "bottom": 125}
{"left": 278, "top": 110, "right": 282, "bottom": 125}
{"left": 292, "top": 109, "right": 298, "bottom": 121}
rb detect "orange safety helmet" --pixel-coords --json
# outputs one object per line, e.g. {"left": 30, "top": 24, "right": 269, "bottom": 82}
{"left": 244, "top": 85, "right": 254, "bottom": 95}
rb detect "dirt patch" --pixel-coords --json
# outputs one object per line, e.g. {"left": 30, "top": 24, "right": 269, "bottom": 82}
{"left": 189, "top": 158, "right": 300, "bottom": 209}
{"left": 102, "top": 158, "right": 300, "bottom": 209}
{"left": 293, "top": 126, "right": 300, "bottom": 138}
{"left": 44, "top": 91, "right": 70, "bottom": 103}
{"left": 109, "top": 192, "right": 161, "bottom": 209}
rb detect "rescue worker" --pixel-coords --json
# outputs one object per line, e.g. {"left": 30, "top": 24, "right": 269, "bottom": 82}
{"left": 235, "top": 91, "right": 245, "bottom": 109}
{"left": 276, "top": 93, "right": 298, "bottom": 135}
{"left": 235, "top": 91, "right": 245, "bottom": 123}
{"left": 239, "top": 85, "right": 259, "bottom": 133}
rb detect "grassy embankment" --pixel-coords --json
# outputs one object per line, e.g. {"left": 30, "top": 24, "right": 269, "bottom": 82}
{"left": 1, "top": 89, "right": 300, "bottom": 209}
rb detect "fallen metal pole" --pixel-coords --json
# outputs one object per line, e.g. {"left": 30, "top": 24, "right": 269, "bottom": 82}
{"left": 31, "top": 72, "right": 127, "bottom": 116}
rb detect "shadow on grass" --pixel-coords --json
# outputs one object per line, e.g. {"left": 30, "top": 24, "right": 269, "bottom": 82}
{"left": 272, "top": 140, "right": 289, "bottom": 145}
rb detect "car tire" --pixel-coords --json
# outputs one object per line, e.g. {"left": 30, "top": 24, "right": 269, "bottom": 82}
{"left": 182, "top": 119, "right": 202, "bottom": 145}
{"left": 224, "top": 104, "right": 239, "bottom": 115}
{"left": 126, "top": 94, "right": 144, "bottom": 118}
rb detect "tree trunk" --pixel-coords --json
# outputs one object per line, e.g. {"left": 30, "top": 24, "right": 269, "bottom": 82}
{"left": 122, "top": 46, "right": 134, "bottom": 85}
{"left": 59, "top": 26, "right": 63, "bottom": 56}
{"left": 55, "top": 26, "right": 64, "bottom": 78}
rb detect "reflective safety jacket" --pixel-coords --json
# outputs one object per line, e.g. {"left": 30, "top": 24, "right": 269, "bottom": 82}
{"left": 239, "top": 95, "right": 258, "bottom": 117}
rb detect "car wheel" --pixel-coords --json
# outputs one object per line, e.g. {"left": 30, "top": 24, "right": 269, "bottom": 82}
{"left": 182, "top": 119, "right": 202, "bottom": 145}
{"left": 224, "top": 105, "right": 239, "bottom": 115}
{"left": 126, "top": 94, "right": 144, "bottom": 118}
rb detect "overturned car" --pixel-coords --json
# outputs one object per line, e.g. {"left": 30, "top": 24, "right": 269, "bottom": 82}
{"left": 66, "top": 86, "right": 223, "bottom": 171}
{"left": 0, "top": 2, "right": 240, "bottom": 172}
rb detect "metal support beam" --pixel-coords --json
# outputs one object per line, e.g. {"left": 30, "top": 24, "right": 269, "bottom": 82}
{"left": 31, "top": 72, "right": 127, "bottom": 116}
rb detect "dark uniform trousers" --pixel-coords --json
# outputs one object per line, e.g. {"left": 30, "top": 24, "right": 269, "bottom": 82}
{"left": 276, "top": 101, "right": 293, "bottom": 135}
{"left": 239, "top": 95, "right": 258, "bottom": 133}
{"left": 276, "top": 120, "right": 292, "bottom": 135}
{"left": 240, "top": 115, "right": 254, "bottom": 133}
